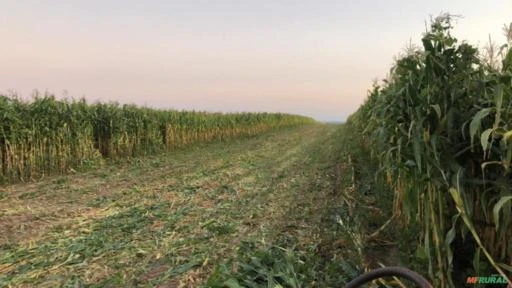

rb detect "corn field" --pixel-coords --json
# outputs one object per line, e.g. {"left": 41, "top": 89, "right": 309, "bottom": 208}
{"left": 0, "top": 94, "right": 315, "bottom": 184}
{"left": 348, "top": 16, "right": 512, "bottom": 287}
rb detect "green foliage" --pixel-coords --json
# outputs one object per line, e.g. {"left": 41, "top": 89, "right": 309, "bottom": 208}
{"left": 205, "top": 241, "right": 356, "bottom": 288}
{"left": 0, "top": 94, "right": 315, "bottom": 183}
{"left": 348, "top": 15, "right": 512, "bottom": 287}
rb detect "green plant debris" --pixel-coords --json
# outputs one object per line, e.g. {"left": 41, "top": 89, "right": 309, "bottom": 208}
{"left": 0, "top": 125, "right": 367, "bottom": 287}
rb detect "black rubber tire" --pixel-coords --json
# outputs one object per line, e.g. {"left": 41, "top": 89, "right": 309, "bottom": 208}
{"left": 344, "top": 266, "right": 433, "bottom": 288}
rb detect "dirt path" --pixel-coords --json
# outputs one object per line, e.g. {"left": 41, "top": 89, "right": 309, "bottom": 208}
{"left": 0, "top": 124, "right": 345, "bottom": 287}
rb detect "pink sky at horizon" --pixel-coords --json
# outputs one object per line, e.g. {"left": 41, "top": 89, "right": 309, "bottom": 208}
{"left": 1, "top": 0, "right": 511, "bottom": 121}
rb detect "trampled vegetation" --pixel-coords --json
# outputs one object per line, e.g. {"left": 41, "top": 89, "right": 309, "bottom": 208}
{"left": 347, "top": 15, "right": 512, "bottom": 286}
{"left": 0, "top": 125, "right": 355, "bottom": 287}
{"left": 0, "top": 95, "right": 314, "bottom": 184}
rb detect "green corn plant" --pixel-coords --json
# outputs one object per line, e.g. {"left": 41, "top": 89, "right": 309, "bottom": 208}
{"left": 0, "top": 94, "right": 315, "bottom": 184}
{"left": 348, "top": 15, "right": 512, "bottom": 287}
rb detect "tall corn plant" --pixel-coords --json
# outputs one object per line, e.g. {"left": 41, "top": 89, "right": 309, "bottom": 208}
{"left": 349, "top": 15, "right": 512, "bottom": 287}
{"left": 0, "top": 95, "right": 315, "bottom": 184}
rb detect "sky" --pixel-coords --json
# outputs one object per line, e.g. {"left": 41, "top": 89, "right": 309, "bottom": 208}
{"left": 1, "top": 0, "right": 511, "bottom": 121}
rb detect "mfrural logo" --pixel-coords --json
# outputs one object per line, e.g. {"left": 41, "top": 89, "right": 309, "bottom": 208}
{"left": 466, "top": 275, "right": 511, "bottom": 287}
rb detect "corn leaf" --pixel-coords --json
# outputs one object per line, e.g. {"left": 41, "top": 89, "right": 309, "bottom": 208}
{"left": 493, "top": 196, "right": 512, "bottom": 231}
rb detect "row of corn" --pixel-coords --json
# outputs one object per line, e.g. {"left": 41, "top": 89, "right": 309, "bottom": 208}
{"left": 347, "top": 16, "right": 512, "bottom": 287}
{"left": 0, "top": 95, "right": 315, "bottom": 183}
